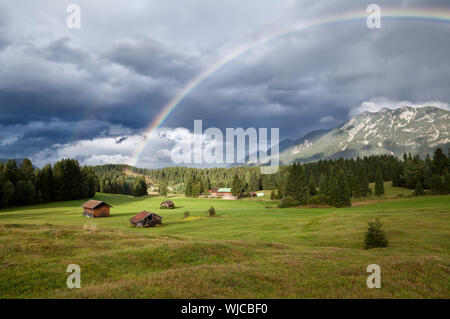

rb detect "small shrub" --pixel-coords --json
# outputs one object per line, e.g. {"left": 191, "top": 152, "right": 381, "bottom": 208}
{"left": 184, "top": 211, "right": 190, "bottom": 219}
{"left": 208, "top": 206, "right": 216, "bottom": 217}
{"left": 363, "top": 218, "right": 389, "bottom": 249}
{"left": 307, "top": 195, "right": 328, "bottom": 205}
{"left": 277, "top": 196, "right": 299, "bottom": 208}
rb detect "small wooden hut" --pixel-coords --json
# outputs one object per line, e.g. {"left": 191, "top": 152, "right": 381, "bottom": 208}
{"left": 82, "top": 200, "right": 112, "bottom": 218}
{"left": 130, "top": 211, "right": 162, "bottom": 228}
{"left": 160, "top": 200, "right": 175, "bottom": 209}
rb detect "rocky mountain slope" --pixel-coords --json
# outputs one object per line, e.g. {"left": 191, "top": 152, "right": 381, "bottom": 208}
{"left": 279, "top": 106, "right": 450, "bottom": 163}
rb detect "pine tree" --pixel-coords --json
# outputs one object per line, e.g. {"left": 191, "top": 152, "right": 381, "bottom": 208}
{"left": 159, "top": 181, "right": 168, "bottom": 196}
{"left": 329, "top": 169, "right": 351, "bottom": 207}
{"left": 1, "top": 181, "right": 15, "bottom": 208}
{"left": 19, "top": 158, "right": 35, "bottom": 182}
{"left": 15, "top": 180, "right": 36, "bottom": 205}
{"left": 423, "top": 157, "right": 433, "bottom": 189}
{"left": 248, "top": 170, "right": 260, "bottom": 191}
{"left": 53, "top": 159, "right": 83, "bottom": 201}
{"left": 231, "top": 173, "right": 243, "bottom": 197}
{"left": 374, "top": 167, "right": 385, "bottom": 196}
{"left": 401, "top": 159, "right": 420, "bottom": 189}
{"left": 433, "top": 147, "right": 447, "bottom": 175}
{"left": 132, "top": 177, "right": 147, "bottom": 196}
{"left": 430, "top": 175, "right": 445, "bottom": 194}
{"left": 354, "top": 163, "right": 370, "bottom": 197}
{"left": 413, "top": 179, "right": 424, "bottom": 196}
{"left": 37, "top": 164, "right": 53, "bottom": 202}
{"left": 318, "top": 174, "right": 328, "bottom": 197}
{"left": 308, "top": 175, "right": 318, "bottom": 197}
{"left": 208, "top": 206, "right": 216, "bottom": 217}
{"left": 363, "top": 218, "right": 389, "bottom": 249}
{"left": 4, "top": 159, "right": 19, "bottom": 187}
{"left": 81, "top": 166, "right": 97, "bottom": 198}
{"left": 444, "top": 173, "right": 450, "bottom": 194}
{"left": 184, "top": 173, "right": 194, "bottom": 197}
{"left": 286, "top": 163, "right": 308, "bottom": 205}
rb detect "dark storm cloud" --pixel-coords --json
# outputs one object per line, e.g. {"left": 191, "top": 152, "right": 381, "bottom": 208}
{"left": 43, "top": 37, "right": 90, "bottom": 67}
{"left": 106, "top": 36, "right": 199, "bottom": 81}
{"left": 0, "top": 0, "right": 449, "bottom": 167}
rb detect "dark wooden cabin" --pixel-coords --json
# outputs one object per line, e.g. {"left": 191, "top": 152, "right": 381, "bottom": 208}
{"left": 82, "top": 200, "right": 112, "bottom": 218}
{"left": 130, "top": 211, "right": 162, "bottom": 227}
{"left": 160, "top": 200, "right": 175, "bottom": 209}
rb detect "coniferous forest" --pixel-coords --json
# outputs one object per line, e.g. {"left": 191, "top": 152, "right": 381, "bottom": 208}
{"left": 1, "top": 148, "right": 449, "bottom": 209}
{"left": 0, "top": 158, "right": 98, "bottom": 209}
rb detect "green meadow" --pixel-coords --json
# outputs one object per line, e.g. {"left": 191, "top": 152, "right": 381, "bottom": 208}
{"left": 0, "top": 188, "right": 449, "bottom": 298}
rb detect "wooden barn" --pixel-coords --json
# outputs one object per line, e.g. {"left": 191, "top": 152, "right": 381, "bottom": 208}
{"left": 160, "top": 200, "right": 175, "bottom": 209}
{"left": 130, "top": 211, "right": 162, "bottom": 228}
{"left": 82, "top": 200, "right": 112, "bottom": 218}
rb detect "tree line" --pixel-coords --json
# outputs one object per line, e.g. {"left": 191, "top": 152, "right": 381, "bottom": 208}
{"left": 4, "top": 148, "right": 446, "bottom": 209}
{"left": 90, "top": 165, "right": 148, "bottom": 197}
{"left": 0, "top": 158, "right": 98, "bottom": 208}
{"left": 271, "top": 148, "right": 450, "bottom": 207}
{"left": 86, "top": 148, "right": 450, "bottom": 204}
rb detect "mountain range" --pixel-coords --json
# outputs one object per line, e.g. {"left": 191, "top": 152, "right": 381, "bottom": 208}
{"left": 268, "top": 105, "right": 449, "bottom": 165}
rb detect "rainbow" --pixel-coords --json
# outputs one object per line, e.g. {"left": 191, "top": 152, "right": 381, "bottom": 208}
{"left": 130, "top": 7, "right": 450, "bottom": 166}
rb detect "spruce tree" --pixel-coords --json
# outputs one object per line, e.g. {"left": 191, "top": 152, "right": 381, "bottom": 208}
{"left": 374, "top": 167, "right": 385, "bottom": 196}
{"left": 19, "top": 158, "right": 35, "bottom": 182}
{"left": 38, "top": 164, "right": 53, "bottom": 202}
{"left": 286, "top": 163, "right": 308, "bottom": 205}
{"left": 423, "top": 158, "right": 433, "bottom": 189}
{"left": 433, "top": 147, "right": 447, "bottom": 175}
{"left": 354, "top": 164, "right": 370, "bottom": 197}
{"left": 413, "top": 179, "right": 424, "bottom": 196}
{"left": 184, "top": 173, "right": 194, "bottom": 197}
{"left": 329, "top": 169, "right": 351, "bottom": 207}
{"left": 444, "top": 173, "right": 450, "bottom": 194}
{"left": 231, "top": 173, "right": 243, "bottom": 197}
{"left": 430, "top": 175, "right": 445, "bottom": 194}
{"left": 308, "top": 175, "right": 318, "bottom": 197}
{"left": 159, "top": 181, "right": 168, "bottom": 196}
{"left": 15, "top": 180, "right": 36, "bottom": 205}
{"left": 1, "top": 181, "right": 15, "bottom": 208}
{"left": 248, "top": 170, "right": 260, "bottom": 191}
{"left": 363, "top": 218, "right": 389, "bottom": 249}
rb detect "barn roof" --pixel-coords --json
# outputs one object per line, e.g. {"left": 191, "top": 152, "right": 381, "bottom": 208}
{"left": 82, "top": 200, "right": 112, "bottom": 209}
{"left": 161, "top": 200, "right": 174, "bottom": 205}
{"left": 130, "top": 211, "right": 162, "bottom": 224}
{"left": 209, "top": 187, "right": 219, "bottom": 193}
{"left": 218, "top": 188, "right": 231, "bottom": 192}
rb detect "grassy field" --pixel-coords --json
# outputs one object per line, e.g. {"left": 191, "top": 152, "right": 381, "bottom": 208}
{"left": 0, "top": 190, "right": 449, "bottom": 298}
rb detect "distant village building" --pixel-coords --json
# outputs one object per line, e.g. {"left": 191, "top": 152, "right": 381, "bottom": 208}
{"left": 209, "top": 188, "right": 236, "bottom": 199}
{"left": 209, "top": 187, "right": 219, "bottom": 197}
{"left": 130, "top": 211, "right": 162, "bottom": 228}
{"left": 160, "top": 200, "right": 175, "bottom": 209}
{"left": 222, "top": 194, "right": 237, "bottom": 200}
{"left": 82, "top": 200, "right": 112, "bottom": 218}
{"left": 217, "top": 188, "right": 232, "bottom": 196}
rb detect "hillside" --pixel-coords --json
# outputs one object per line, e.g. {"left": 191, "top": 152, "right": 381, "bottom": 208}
{"left": 280, "top": 106, "right": 450, "bottom": 163}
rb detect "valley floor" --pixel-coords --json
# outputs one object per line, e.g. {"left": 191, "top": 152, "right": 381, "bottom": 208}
{"left": 0, "top": 193, "right": 449, "bottom": 298}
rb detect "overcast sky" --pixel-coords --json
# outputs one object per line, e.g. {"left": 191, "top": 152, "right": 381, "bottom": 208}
{"left": 0, "top": 0, "right": 449, "bottom": 168}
